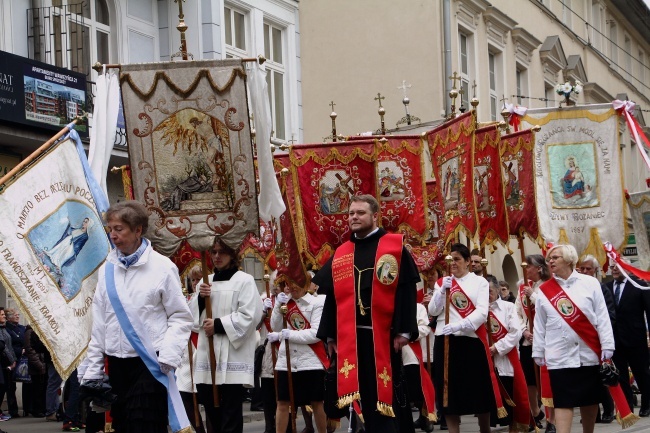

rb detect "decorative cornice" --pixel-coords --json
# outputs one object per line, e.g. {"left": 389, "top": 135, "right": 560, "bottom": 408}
{"left": 511, "top": 27, "right": 542, "bottom": 65}
{"left": 454, "top": 0, "right": 490, "bottom": 30}
{"left": 582, "top": 82, "right": 614, "bottom": 104}
{"left": 539, "top": 35, "right": 567, "bottom": 74}
{"left": 483, "top": 6, "right": 517, "bottom": 48}
{"left": 565, "top": 54, "right": 588, "bottom": 83}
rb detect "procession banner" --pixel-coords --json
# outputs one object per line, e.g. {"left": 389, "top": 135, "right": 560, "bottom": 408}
{"left": 627, "top": 192, "right": 650, "bottom": 270}
{"left": 375, "top": 136, "right": 428, "bottom": 242}
{"left": 274, "top": 154, "right": 309, "bottom": 288}
{"left": 406, "top": 181, "right": 445, "bottom": 272}
{"left": 499, "top": 128, "right": 539, "bottom": 242}
{"left": 120, "top": 59, "right": 258, "bottom": 255}
{"left": 473, "top": 125, "right": 508, "bottom": 251}
{"left": 0, "top": 135, "right": 110, "bottom": 378}
{"left": 427, "top": 111, "right": 478, "bottom": 246}
{"left": 521, "top": 104, "right": 626, "bottom": 264}
{"left": 290, "top": 140, "right": 377, "bottom": 267}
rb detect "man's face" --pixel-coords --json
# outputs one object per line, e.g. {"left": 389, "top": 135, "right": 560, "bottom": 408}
{"left": 471, "top": 255, "right": 483, "bottom": 273}
{"left": 611, "top": 265, "right": 623, "bottom": 280}
{"left": 348, "top": 201, "right": 377, "bottom": 237}
{"left": 578, "top": 261, "right": 597, "bottom": 277}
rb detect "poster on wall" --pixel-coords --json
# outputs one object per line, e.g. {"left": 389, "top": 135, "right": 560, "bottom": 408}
{"left": 0, "top": 50, "right": 87, "bottom": 135}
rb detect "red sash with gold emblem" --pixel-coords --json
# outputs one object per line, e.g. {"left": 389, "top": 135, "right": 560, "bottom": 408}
{"left": 407, "top": 341, "right": 437, "bottom": 422}
{"left": 443, "top": 278, "right": 507, "bottom": 418}
{"left": 518, "top": 280, "right": 535, "bottom": 326}
{"left": 331, "top": 233, "right": 403, "bottom": 417}
{"left": 540, "top": 278, "right": 639, "bottom": 428}
{"left": 285, "top": 298, "right": 330, "bottom": 369}
{"left": 488, "top": 310, "right": 531, "bottom": 431}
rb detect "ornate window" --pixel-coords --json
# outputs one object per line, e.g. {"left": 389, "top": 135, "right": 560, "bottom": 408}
{"left": 264, "top": 21, "right": 285, "bottom": 141}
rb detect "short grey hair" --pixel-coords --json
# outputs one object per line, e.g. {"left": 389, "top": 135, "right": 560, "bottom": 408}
{"left": 547, "top": 244, "right": 579, "bottom": 268}
{"left": 579, "top": 254, "right": 600, "bottom": 270}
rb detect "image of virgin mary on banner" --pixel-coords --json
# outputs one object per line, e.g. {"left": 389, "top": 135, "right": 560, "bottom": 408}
{"left": 474, "top": 125, "right": 508, "bottom": 251}
{"left": 427, "top": 111, "right": 478, "bottom": 246}
{"left": 499, "top": 128, "right": 540, "bottom": 242}
{"left": 521, "top": 104, "right": 626, "bottom": 263}
{"left": 290, "top": 140, "right": 377, "bottom": 267}
{"left": 120, "top": 59, "right": 258, "bottom": 255}
{"left": 375, "top": 136, "right": 428, "bottom": 242}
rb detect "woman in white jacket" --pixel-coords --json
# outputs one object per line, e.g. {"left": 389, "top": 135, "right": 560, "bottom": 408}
{"left": 269, "top": 281, "right": 327, "bottom": 433}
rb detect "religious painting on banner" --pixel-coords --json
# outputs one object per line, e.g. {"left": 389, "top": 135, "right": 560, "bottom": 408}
{"left": 474, "top": 125, "right": 509, "bottom": 251}
{"left": 376, "top": 136, "right": 428, "bottom": 242}
{"left": 119, "top": 59, "right": 258, "bottom": 256}
{"left": 406, "top": 181, "right": 445, "bottom": 272}
{"left": 499, "top": 129, "right": 539, "bottom": 242}
{"left": 521, "top": 104, "right": 626, "bottom": 264}
{"left": 290, "top": 140, "right": 377, "bottom": 267}
{"left": 0, "top": 136, "right": 110, "bottom": 378}
{"left": 427, "top": 111, "right": 478, "bottom": 246}
{"left": 627, "top": 192, "right": 650, "bottom": 270}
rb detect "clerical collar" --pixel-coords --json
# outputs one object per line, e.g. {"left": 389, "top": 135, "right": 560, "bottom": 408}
{"left": 213, "top": 266, "right": 238, "bottom": 281}
{"left": 351, "top": 227, "right": 383, "bottom": 243}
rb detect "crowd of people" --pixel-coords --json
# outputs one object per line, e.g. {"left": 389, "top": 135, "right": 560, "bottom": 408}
{"left": 0, "top": 197, "right": 647, "bottom": 433}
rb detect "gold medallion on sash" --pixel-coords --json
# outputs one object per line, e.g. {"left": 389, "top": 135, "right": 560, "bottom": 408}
{"left": 375, "top": 254, "right": 399, "bottom": 285}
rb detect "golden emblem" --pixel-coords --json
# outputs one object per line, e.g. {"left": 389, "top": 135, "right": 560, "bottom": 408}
{"left": 557, "top": 298, "right": 574, "bottom": 317}
{"left": 289, "top": 312, "right": 306, "bottom": 330}
{"left": 378, "top": 367, "right": 391, "bottom": 387}
{"left": 522, "top": 295, "right": 529, "bottom": 307}
{"left": 489, "top": 317, "right": 500, "bottom": 334}
{"left": 339, "top": 359, "right": 356, "bottom": 379}
{"left": 376, "top": 254, "right": 399, "bottom": 285}
{"left": 451, "top": 292, "right": 469, "bottom": 310}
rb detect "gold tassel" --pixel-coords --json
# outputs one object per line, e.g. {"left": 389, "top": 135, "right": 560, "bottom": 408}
{"left": 358, "top": 413, "right": 365, "bottom": 423}
{"left": 496, "top": 406, "right": 508, "bottom": 418}
{"left": 541, "top": 397, "right": 553, "bottom": 407}
{"left": 426, "top": 412, "right": 437, "bottom": 423}
{"left": 175, "top": 427, "right": 194, "bottom": 433}
{"left": 105, "top": 422, "right": 114, "bottom": 432}
{"left": 327, "top": 419, "right": 341, "bottom": 431}
{"left": 376, "top": 401, "right": 396, "bottom": 417}
{"left": 505, "top": 397, "right": 515, "bottom": 407}
{"left": 515, "top": 422, "right": 531, "bottom": 433}
{"left": 616, "top": 411, "right": 640, "bottom": 429}
{"left": 305, "top": 405, "right": 313, "bottom": 414}
{"left": 337, "top": 391, "right": 360, "bottom": 408}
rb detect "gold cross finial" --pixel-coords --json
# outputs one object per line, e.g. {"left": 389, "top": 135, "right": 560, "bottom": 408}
{"left": 472, "top": 80, "right": 478, "bottom": 98}
{"left": 378, "top": 367, "right": 391, "bottom": 387}
{"left": 500, "top": 95, "right": 508, "bottom": 106}
{"left": 339, "top": 359, "right": 356, "bottom": 379}
{"left": 374, "top": 92, "right": 385, "bottom": 108}
{"left": 329, "top": 100, "right": 336, "bottom": 112}
{"left": 449, "top": 72, "right": 461, "bottom": 90}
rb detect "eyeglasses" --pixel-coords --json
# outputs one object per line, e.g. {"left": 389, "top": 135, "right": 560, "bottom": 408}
{"left": 546, "top": 255, "right": 562, "bottom": 263}
{"left": 578, "top": 267, "right": 594, "bottom": 272}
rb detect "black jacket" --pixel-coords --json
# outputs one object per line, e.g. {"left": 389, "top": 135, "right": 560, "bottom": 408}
{"left": 606, "top": 278, "right": 650, "bottom": 348}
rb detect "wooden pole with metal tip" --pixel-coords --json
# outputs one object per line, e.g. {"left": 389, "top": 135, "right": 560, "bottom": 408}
{"left": 201, "top": 252, "right": 220, "bottom": 407}
{"left": 264, "top": 273, "right": 280, "bottom": 400}
{"left": 281, "top": 304, "right": 297, "bottom": 433}
{"left": 443, "top": 254, "right": 453, "bottom": 408}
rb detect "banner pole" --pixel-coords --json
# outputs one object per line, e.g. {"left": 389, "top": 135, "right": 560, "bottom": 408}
{"left": 201, "top": 251, "right": 220, "bottom": 407}
{"left": 0, "top": 118, "right": 80, "bottom": 188}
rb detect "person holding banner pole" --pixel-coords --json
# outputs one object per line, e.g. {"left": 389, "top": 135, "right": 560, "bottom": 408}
{"left": 82, "top": 201, "right": 194, "bottom": 433}
{"left": 192, "top": 236, "right": 263, "bottom": 433}
{"left": 532, "top": 244, "right": 616, "bottom": 433}
{"left": 269, "top": 280, "right": 327, "bottom": 433}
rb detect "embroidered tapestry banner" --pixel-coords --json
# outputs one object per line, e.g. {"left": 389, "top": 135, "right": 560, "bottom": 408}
{"left": 0, "top": 138, "right": 110, "bottom": 378}
{"left": 474, "top": 125, "right": 508, "bottom": 251}
{"left": 290, "top": 140, "right": 377, "bottom": 267}
{"left": 627, "top": 192, "right": 650, "bottom": 271}
{"left": 120, "top": 59, "right": 258, "bottom": 256}
{"left": 406, "top": 181, "right": 444, "bottom": 272}
{"left": 521, "top": 104, "right": 626, "bottom": 264}
{"left": 500, "top": 129, "right": 539, "bottom": 242}
{"left": 427, "top": 111, "right": 477, "bottom": 247}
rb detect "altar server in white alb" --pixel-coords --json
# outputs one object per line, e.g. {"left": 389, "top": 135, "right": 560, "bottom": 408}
{"left": 191, "top": 236, "right": 263, "bottom": 433}
{"left": 83, "top": 201, "right": 193, "bottom": 433}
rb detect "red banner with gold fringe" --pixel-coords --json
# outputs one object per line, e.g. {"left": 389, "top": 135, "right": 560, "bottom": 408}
{"left": 499, "top": 129, "right": 539, "bottom": 242}
{"left": 427, "top": 111, "right": 477, "bottom": 246}
{"left": 290, "top": 141, "right": 377, "bottom": 268}
{"left": 376, "top": 136, "right": 428, "bottom": 241}
{"left": 406, "top": 181, "right": 445, "bottom": 272}
{"left": 474, "top": 125, "right": 509, "bottom": 251}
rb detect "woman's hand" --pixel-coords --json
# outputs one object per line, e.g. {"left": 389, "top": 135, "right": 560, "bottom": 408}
{"left": 523, "top": 330, "right": 533, "bottom": 343}
{"left": 199, "top": 283, "right": 212, "bottom": 298}
{"left": 524, "top": 286, "right": 534, "bottom": 297}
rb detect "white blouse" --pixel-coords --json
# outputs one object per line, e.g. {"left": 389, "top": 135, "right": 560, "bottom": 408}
{"left": 489, "top": 299, "right": 522, "bottom": 377}
{"left": 514, "top": 280, "right": 541, "bottom": 347}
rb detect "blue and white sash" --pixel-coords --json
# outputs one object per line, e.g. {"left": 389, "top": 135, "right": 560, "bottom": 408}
{"left": 105, "top": 262, "right": 191, "bottom": 433}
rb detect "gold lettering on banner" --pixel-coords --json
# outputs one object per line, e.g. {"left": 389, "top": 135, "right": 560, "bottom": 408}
{"left": 378, "top": 367, "right": 391, "bottom": 387}
{"left": 332, "top": 253, "right": 354, "bottom": 283}
{"left": 339, "top": 358, "right": 356, "bottom": 379}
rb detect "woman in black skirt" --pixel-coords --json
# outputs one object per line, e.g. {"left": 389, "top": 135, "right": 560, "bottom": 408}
{"left": 515, "top": 254, "right": 552, "bottom": 430}
{"left": 532, "top": 244, "right": 615, "bottom": 433}
{"left": 428, "top": 243, "right": 492, "bottom": 433}
{"left": 269, "top": 281, "right": 327, "bottom": 433}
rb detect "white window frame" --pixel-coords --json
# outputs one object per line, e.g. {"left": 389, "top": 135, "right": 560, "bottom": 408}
{"left": 263, "top": 20, "right": 286, "bottom": 141}
{"left": 223, "top": 4, "right": 249, "bottom": 58}
{"left": 488, "top": 47, "right": 503, "bottom": 121}
{"left": 458, "top": 30, "right": 474, "bottom": 111}
{"left": 516, "top": 64, "right": 528, "bottom": 106}
{"left": 545, "top": 83, "right": 555, "bottom": 108}
{"left": 562, "top": 0, "right": 572, "bottom": 29}
{"left": 609, "top": 22, "right": 618, "bottom": 72}
{"left": 624, "top": 35, "right": 632, "bottom": 82}
{"left": 639, "top": 51, "right": 645, "bottom": 89}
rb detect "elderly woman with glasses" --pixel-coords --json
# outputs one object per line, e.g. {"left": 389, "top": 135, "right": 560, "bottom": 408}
{"left": 532, "top": 244, "right": 614, "bottom": 433}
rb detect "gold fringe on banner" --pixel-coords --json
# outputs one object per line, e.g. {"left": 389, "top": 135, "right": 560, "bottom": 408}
{"left": 617, "top": 411, "right": 640, "bottom": 429}
{"left": 336, "top": 392, "right": 360, "bottom": 408}
{"left": 515, "top": 422, "right": 532, "bottom": 433}
{"left": 176, "top": 427, "right": 194, "bottom": 433}
{"left": 541, "top": 398, "right": 553, "bottom": 407}
{"left": 505, "top": 397, "right": 515, "bottom": 407}
{"left": 497, "top": 406, "right": 508, "bottom": 418}
{"left": 104, "top": 422, "right": 114, "bottom": 432}
{"left": 305, "top": 405, "right": 313, "bottom": 414}
{"left": 376, "top": 401, "right": 395, "bottom": 417}
{"left": 426, "top": 412, "right": 437, "bottom": 423}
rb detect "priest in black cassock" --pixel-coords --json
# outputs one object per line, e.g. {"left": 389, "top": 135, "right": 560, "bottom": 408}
{"left": 315, "top": 194, "right": 419, "bottom": 433}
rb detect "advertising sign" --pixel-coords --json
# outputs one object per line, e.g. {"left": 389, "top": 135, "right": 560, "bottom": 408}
{"left": 0, "top": 50, "right": 87, "bottom": 135}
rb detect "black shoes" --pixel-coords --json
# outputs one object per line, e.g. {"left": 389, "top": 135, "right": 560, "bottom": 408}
{"left": 600, "top": 412, "right": 615, "bottom": 423}
{"left": 533, "top": 410, "right": 545, "bottom": 429}
{"left": 545, "top": 422, "right": 557, "bottom": 433}
{"left": 413, "top": 415, "right": 434, "bottom": 433}
{"left": 639, "top": 408, "right": 650, "bottom": 417}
